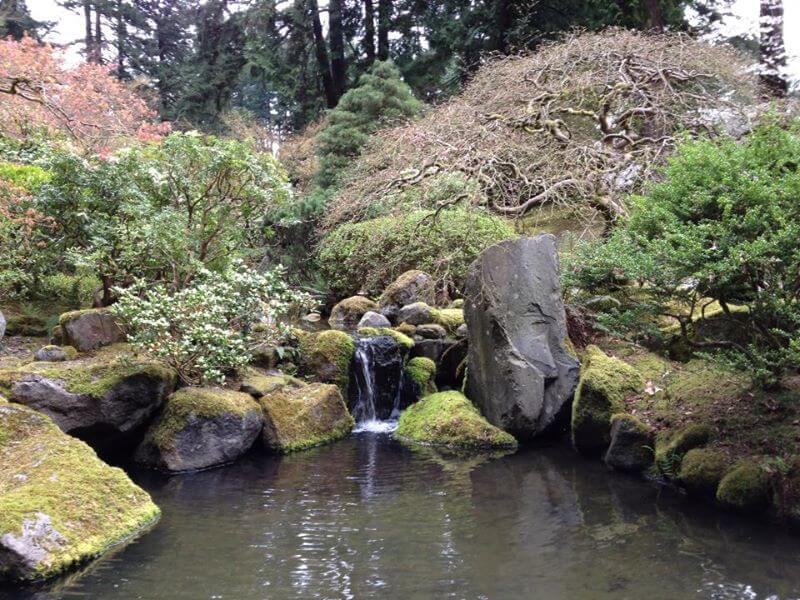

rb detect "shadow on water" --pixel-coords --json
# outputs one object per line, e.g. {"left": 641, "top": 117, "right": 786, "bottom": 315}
{"left": 3, "top": 435, "right": 800, "bottom": 600}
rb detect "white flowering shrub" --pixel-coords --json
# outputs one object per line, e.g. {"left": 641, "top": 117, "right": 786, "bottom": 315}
{"left": 112, "top": 262, "right": 313, "bottom": 385}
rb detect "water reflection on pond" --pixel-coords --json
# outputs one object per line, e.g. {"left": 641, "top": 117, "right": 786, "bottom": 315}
{"left": 4, "top": 434, "right": 800, "bottom": 600}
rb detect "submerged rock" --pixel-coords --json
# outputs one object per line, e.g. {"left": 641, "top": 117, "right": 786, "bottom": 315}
{"left": 329, "top": 296, "right": 379, "bottom": 331}
{"left": 259, "top": 382, "right": 353, "bottom": 453}
{"left": 465, "top": 235, "right": 580, "bottom": 440}
{"left": 604, "top": 414, "right": 654, "bottom": 473}
{"left": 379, "top": 270, "right": 436, "bottom": 320}
{"left": 571, "top": 346, "right": 642, "bottom": 455}
{"left": 0, "top": 346, "right": 176, "bottom": 450}
{"left": 0, "top": 403, "right": 159, "bottom": 581}
{"left": 59, "top": 309, "right": 125, "bottom": 352}
{"left": 33, "top": 345, "right": 77, "bottom": 362}
{"left": 297, "top": 330, "right": 356, "bottom": 394}
{"left": 135, "top": 387, "right": 262, "bottom": 472}
{"left": 395, "top": 391, "right": 517, "bottom": 452}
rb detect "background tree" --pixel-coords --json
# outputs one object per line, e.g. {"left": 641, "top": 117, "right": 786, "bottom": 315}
{"left": 759, "top": 0, "right": 787, "bottom": 96}
{"left": 0, "top": 0, "right": 49, "bottom": 39}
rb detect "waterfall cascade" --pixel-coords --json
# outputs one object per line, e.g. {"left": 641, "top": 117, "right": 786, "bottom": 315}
{"left": 350, "top": 336, "right": 410, "bottom": 433}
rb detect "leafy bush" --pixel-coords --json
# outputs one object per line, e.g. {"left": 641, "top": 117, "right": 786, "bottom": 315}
{"left": 566, "top": 122, "right": 800, "bottom": 386}
{"left": 318, "top": 208, "right": 515, "bottom": 299}
{"left": 316, "top": 61, "right": 422, "bottom": 189}
{"left": 112, "top": 262, "right": 313, "bottom": 386}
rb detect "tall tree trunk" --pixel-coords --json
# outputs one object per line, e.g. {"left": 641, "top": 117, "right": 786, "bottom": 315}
{"left": 641, "top": 0, "right": 664, "bottom": 30}
{"left": 759, "top": 0, "right": 787, "bottom": 96}
{"left": 490, "top": 0, "right": 513, "bottom": 52}
{"left": 377, "top": 0, "right": 390, "bottom": 60}
{"left": 308, "top": 0, "right": 338, "bottom": 107}
{"left": 83, "top": 0, "right": 95, "bottom": 62}
{"left": 363, "top": 0, "right": 376, "bottom": 65}
{"left": 329, "top": 0, "right": 347, "bottom": 98}
{"left": 94, "top": 3, "right": 103, "bottom": 63}
{"left": 115, "top": 0, "right": 126, "bottom": 77}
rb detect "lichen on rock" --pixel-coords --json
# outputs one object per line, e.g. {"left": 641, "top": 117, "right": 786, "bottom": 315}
{"left": 395, "top": 391, "right": 517, "bottom": 452}
{"left": 0, "top": 403, "right": 160, "bottom": 581}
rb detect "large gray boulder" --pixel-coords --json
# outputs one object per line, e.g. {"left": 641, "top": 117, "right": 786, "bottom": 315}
{"left": 464, "top": 235, "right": 579, "bottom": 440}
{"left": 59, "top": 309, "right": 125, "bottom": 352}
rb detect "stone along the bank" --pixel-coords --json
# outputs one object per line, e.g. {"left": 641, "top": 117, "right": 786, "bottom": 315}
{"left": 464, "top": 235, "right": 580, "bottom": 440}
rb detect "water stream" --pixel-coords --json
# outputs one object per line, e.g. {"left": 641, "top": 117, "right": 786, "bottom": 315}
{"left": 350, "top": 337, "right": 405, "bottom": 434}
{"left": 4, "top": 436, "right": 800, "bottom": 600}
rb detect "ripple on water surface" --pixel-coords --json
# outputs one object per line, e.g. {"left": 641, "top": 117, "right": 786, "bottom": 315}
{"left": 3, "top": 434, "right": 800, "bottom": 600}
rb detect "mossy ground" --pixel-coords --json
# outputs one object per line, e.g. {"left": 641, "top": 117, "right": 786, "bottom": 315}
{"left": 396, "top": 391, "right": 517, "bottom": 452}
{"left": 145, "top": 387, "right": 260, "bottom": 451}
{"left": 0, "top": 403, "right": 159, "bottom": 581}
{"left": 259, "top": 383, "right": 354, "bottom": 453}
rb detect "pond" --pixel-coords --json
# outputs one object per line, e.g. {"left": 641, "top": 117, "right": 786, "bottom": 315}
{"left": 3, "top": 433, "right": 800, "bottom": 600}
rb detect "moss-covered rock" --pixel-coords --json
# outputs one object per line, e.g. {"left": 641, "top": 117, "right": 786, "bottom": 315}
{"left": 0, "top": 345, "right": 176, "bottom": 449}
{"left": 135, "top": 387, "right": 262, "bottom": 472}
{"left": 571, "top": 346, "right": 643, "bottom": 455}
{"left": 405, "top": 356, "right": 437, "bottom": 398}
{"left": 603, "top": 413, "right": 654, "bottom": 473}
{"left": 678, "top": 448, "right": 729, "bottom": 497}
{"left": 259, "top": 382, "right": 354, "bottom": 453}
{"left": 240, "top": 371, "right": 300, "bottom": 398}
{"left": 328, "top": 296, "right": 379, "bottom": 331}
{"left": 395, "top": 322, "right": 417, "bottom": 336}
{"left": 59, "top": 309, "right": 124, "bottom": 352}
{"left": 415, "top": 323, "right": 446, "bottom": 340}
{"left": 398, "top": 302, "right": 435, "bottom": 326}
{"left": 0, "top": 403, "right": 159, "bottom": 581}
{"left": 379, "top": 270, "right": 436, "bottom": 315}
{"left": 297, "top": 330, "right": 356, "bottom": 394}
{"left": 716, "top": 458, "right": 771, "bottom": 513}
{"left": 654, "top": 423, "right": 712, "bottom": 477}
{"left": 357, "top": 327, "right": 415, "bottom": 351}
{"left": 396, "top": 391, "right": 518, "bottom": 452}
{"left": 33, "top": 345, "right": 78, "bottom": 362}
{"left": 432, "top": 308, "right": 465, "bottom": 332}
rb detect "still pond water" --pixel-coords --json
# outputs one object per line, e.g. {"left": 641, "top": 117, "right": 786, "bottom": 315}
{"left": 3, "top": 433, "right": 800, "bottom": 600}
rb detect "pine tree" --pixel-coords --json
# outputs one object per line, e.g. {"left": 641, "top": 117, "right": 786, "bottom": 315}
{"left": 0, "top": 0, "right": 48, "bottom": 40}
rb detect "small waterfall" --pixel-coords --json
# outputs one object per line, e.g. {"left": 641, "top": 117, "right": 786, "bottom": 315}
{"left": 350, "top": 336, "right": 407, "bottom": 433}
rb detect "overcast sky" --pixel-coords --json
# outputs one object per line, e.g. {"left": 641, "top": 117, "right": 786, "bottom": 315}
{"left": 28, "top": 0, "right": 800, "bottom": 80}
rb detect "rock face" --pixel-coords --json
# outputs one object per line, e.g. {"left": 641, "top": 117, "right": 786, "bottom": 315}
{"left": 59, "top": 309, "right": 125, "bottom": 352}
{"left": 604, "top": 414, "right": 654, "bottom": 473}
{"left": 259, "top": 382, "right": 354, "bottom": 453}
{"left": 329, "top": 296, "right": 379, "bottom": 331}
{"left": 395, "top": 391, "right": 517, "bottom": 452}
{"left": 464, "top": 235, "right": 580, "bottom": 440}
{"left": 357, "top": 311, "right": 391, "bottom": 329}
{"left": 379, "top": 270, "right": 436, "bottom": 320}
{"left": 0, "top": 347, "right": 176, "bottom": 450}
{"left": 0, "top": 403, "right": 159, "bottom": 581}
{"left": 135, "top": 388, "right": 262, "bottom": 472}
{"left": 571, "top": 346, "right": 643, "bottom": 455}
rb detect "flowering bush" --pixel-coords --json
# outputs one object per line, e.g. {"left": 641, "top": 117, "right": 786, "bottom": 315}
{"left": 112, "top": 263, "right": 313, "bottom": 385}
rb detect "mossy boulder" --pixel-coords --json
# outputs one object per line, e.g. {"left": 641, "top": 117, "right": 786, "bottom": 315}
{"left": 432, "top": 308, "right": 465, "bottom": 332}
{"left": 297, "top": 330, "right": 356, "bottom": 394}
{"left": 0, "top": 403, "right": 160, "bottom": 581}
{"left": 33, "top": 345, "right": 78, "bottom": 362}
{"left": 571, "top": 346, "right": 643, "bottom": 455}
{"left": 716, "top": 458, "right": 771, "bottom": 513}
{"left": 398, "top": 302, "right": 435, "bottom": 326}
{"left": 395, "top": 391, "right": 518, "bottom": 452}
{"left": 678, "top": 448, "right": 729, "bottom": 497}
{"left": 654, "top": 423, "right": 712, "bottom": 477}
{"left": 59, "top": 309, "right": 124, "bottom": 352}
{"left": 135, "top": 387, "right": 262, "bottom": 472}
{"left": 240, "top": 371, "right": 298, "bottom": 398}
{"left": 603, "top": 413, "right": 654, "bottom": 473}
{"left": 0, "top": 346, "right": 177, "bottom": 450}
{"left": 329, "top": 296, "right": 379, "bottom": 331}
{"left": 379, "top": 270, "right": 436, "bottom": 318}
{"left": 415, "top": 323, "right": 446, "bottom": 340}
{"left": 259, "top": 382, "right": 354, "bottom": 453}
{"left": 405, "top": 356, "right": 437, "bottom": 398}
{"left": 357, "top": 327, "right": 414, "bottom": 351}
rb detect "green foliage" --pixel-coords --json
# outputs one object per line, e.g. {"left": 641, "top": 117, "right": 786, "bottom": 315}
{"left": 112, "top": 262, "right": 312, "bottom": 386}
{"left": 566, "top": 123, "right": 800, "bottom": 386}
{"left": 0, "top": 162, "right": 49, "bottom": 191}
{"left": 316, "top": 61, "right": 422, "bottom": 189}
{"left": 318, "top": 207, "right": 515, "bottom": 298}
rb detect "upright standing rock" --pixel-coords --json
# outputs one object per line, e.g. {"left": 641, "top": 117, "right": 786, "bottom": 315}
{"left": 464, "top": 235, "right": 579, "bottom": 440}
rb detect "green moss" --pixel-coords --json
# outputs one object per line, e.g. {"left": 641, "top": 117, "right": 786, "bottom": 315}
{"left": 4, "top": 313, "right": 50, "bottom": 337}
{"left": 405, "top": 357, "right": 437, "bottom": 397}
{"left": 571, "top": 346, "right": 643, "bottom": 454}
{"left": 357, "top": 327, "right": 415, "bottom": 351}
{"left": 431, "top": 308, "right": 464, "bottom": 332}
{"left": 35, "top": 345, "right": 78, "bottom": 361}
{"left": 240, "top": 371, "right": 297, "bottom": 398}
{"left": 146, "top": 387, "right": 259, "bottom": 451}
{"left": 717, "top": 458, "right": 771, "bottom": 513}
{"left": 0, "top": 403, "right": 160, "bottom": 581}
{"left": 259, "top": 383, "right": 354, "bottom": 453}
{"left": 449, "top": 299, "right": 464, "bottom": 309}
{"left": 395, "top": 323, "right": 417, "bottom": 336}
{"left": 654, "top": 423, "right": 712, "bottom": 477}
{"left": 298, "top": 330, "right": 356, "bottom": 394}
{"left": 396, "top": 391, "right": 518, "bottom": 452}
{"left": 678, "top": 448, "right": 729, "bottom": 497}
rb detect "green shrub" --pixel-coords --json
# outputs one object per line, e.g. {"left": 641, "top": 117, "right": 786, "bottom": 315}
{"left": 318, "top": 208, "right": 515, "bottom": 298}
{"left": 566, "top": 122, "right": 800, "bottom": 386}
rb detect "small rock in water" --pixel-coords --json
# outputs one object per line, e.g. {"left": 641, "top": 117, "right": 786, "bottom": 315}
{"left": 358, "top": 311, "right": 391, "bottom": 329}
